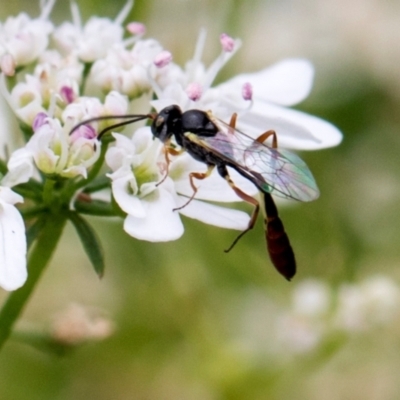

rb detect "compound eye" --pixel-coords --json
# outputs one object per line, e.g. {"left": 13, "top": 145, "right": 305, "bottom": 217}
{"left": 155, "top": 115, "right": 165, "bottom": 127}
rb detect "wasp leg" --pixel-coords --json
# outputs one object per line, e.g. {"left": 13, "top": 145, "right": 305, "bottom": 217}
{"left": 173, "top": 164, "right": 215, "bottom": 211}
{"left": 262, "top": 192, "right": 296, "bottom": 281}
{"left": 255, "top": 129, "right": 278, "bottom": 149}
{"left": 156, "top": 142, "right": 185, "bottom": 187}
{"left": 228, "top": 113, "right": 238, "bottom": 133}
{"left": 216, "top": 165, "right": 260, "bottom": 252}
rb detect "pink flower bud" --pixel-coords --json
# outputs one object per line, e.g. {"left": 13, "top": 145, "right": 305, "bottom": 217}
{"left": 70, "top": 125, "right": 97, "bottom": 142}
{"left": 60, "top": 86, "right": 75, "bottom": 104}
{"left": 32, "top": 112, "right": 49, "bottom": 131}
{"left": 242, "top": 82, "right": 253, "bottom": 101}
{"left": 186, "top": 82, "right": 203, "bottom": 101}
{"left": 153, "top": 51, "right": 172, "bottom": 68}
{"left": 126, "top": 22, "right": 146, "bottom": 35}
{"left": 220, "top": 33, "right": 235, "bottom": 52}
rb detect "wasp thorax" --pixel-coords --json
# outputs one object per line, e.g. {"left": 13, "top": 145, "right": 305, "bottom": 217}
{"left": 181, "top": 110, "right": 218, "bottom": 137}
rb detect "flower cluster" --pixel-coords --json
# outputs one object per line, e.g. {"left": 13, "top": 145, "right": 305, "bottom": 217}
{"left": 0, "top": 1, "right": 342, "bottom": 291}
{"left": 231, "top": 275, "right": 400, "bottom": 360}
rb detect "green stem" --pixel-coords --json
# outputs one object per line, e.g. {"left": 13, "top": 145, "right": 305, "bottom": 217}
{"left": 0, "top": 213, "right": 67, "bottom": 353}
{"left": 42, "top": 178, "right": 56, "bottom": 206}
{"left": 74, "top": 199, "right": 116, "bottom": 216}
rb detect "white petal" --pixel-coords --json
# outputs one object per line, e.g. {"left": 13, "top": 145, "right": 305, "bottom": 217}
{"left": 2, "top": 147, "right": 35, "bottom": 187}
{"left": 123, "top": 189, "right": 184, "bottom": 242}
{"left": 237, "top": 102, "right": 342, "bottom": 150}
{"left": 0, "top": 187, "right": 23, "bottom": 205}
{"left": 0, "top": 200, "right": 27, "bottom": 290}
{"left": 150, "top": 83, "right": 189, "bottom": 111}
{"left": 106, "top": 134, "right": 134, "bottom": 171}
{"left": 104, "top": 91, "right": 129, "bottom": 115}
{"left": 220, "top": 59, "right": 314, "bottom": 106}
{"left": 179, "top": 197, "right": 250, "bottom": 231}
{"left": 111, "top": 175, "right": 146, "bottom": 218}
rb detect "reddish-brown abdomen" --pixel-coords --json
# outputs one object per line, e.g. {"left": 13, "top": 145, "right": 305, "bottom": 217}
{"left": 265, "top": 216, "right": 296, "bottom": 280}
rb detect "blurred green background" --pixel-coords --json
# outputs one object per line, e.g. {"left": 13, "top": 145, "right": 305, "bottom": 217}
{"left": 1, "top": 0, "right": 400, "bottom": 399}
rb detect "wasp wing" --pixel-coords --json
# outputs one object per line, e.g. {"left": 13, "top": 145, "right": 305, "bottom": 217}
{"left": 188, "top": 118, "right": 319, "bottom": 202}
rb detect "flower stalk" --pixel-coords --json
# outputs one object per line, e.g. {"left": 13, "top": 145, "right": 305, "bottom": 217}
{"left": 0, "top": 213, "right": 67, "bottom": 352}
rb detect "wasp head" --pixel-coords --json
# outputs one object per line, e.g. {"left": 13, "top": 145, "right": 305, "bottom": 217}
{"left": 151, "top": 105, "right": 183, "bottom": 143}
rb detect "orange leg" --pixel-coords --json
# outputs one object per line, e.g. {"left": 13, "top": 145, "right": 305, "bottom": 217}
{"left": 255, "top": 129, "right": 278, "bottom": 148}
{"left": 228, "top": 113, "right": 278, "bottom": 149}
{"left": 173, "top": 164, "right": 215, "bottom": 211}
{"left": 218, "top": 164, "right": 296, "bottom": 280}
{"left": 216, "top": 165, "right": 260, "bottom": 252}
{"left": 156, "top": 142, "right": 185, "bottom": 187}
{"left": 228, "top": 113, "right": 238, "bottom": 133}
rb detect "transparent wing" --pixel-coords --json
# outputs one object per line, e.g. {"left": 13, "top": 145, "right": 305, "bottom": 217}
{"left": 192, "top": 118, "right": 320, "bottom": 202}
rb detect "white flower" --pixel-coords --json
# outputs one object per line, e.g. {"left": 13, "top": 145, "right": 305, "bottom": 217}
{"left": 33, "top": 50, "right": 84, "bottom": 105}
{"left": 275, "top": 312, "right": 324, "bottom": 354}
{"left": 272, "top": 279, "right": 331, "bottom": 354}
{"left": 1, "top": 73, "right": 46, "bottom": 126}
{"left": 62, "top": 91, "right": 129, "bottom": 138}
{"left": 2, "top": 90, "right": 127, "bottom": 186}
{"left": 5, "top": 114, "right": 101, "bottom": 182}
{"left": 0, "top": 0, "right": 54, "bottom": 75}
{"left": 0, "top": 186, "right": 27, "bottom": 291}
{"left": 334, "top": 275, "right": 400, "bottom": 332}
{"left": 52, "top": 1, "right": 133, "bottom": 62}
{"left": 106, "top": 127, "right": 251, "bottom": 242}
{"left": 151, "top": 30, "right": 241, "bottom": 116}
{"left": 30, "top": 116, "right": 100, "bottom": 178}
{"left": 151, "top": 31, "right": 342, "bottom": 150}
{"left": 217, "top": 59, "right": 341, "bottom": 150}
{"left": 292, "top": 279, "right": 331, "bottom": 318}
{"left": 62, "top": 91, "right": 128, "bottom": 122}
{"left": 89, "top": 39, "right": 165, "bottom": 98}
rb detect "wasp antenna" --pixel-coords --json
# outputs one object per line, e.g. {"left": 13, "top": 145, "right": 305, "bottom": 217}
{"left": 69, "top": 113, "right": 151, "bottom": 139}
{"left": 97, "top": 115, "right": 150, "bottom": 139}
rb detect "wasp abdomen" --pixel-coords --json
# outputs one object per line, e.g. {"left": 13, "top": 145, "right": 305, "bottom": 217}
{"left": 265, "top": 216, "right": 296, "bottom": 281}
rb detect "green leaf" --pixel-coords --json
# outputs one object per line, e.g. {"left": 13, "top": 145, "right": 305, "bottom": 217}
{"left": 68, "top": 212, "right": 105, "bottom": 278}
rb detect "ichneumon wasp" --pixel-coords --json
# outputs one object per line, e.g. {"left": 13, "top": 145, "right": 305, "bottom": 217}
{"left": 71, "top": 105, "right": 319, "bottom": 280}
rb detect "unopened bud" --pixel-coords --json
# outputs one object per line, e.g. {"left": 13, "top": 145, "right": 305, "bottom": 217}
{"left": 220, "top": 33, "right": 235, "bottom": 52}
{"left": 126, "top": 22, "right": 146, "bottom": 35}
{"left": 186, "top": 82, "right": 203, "bottom": 101}
{"left": 154, "top": 51, "right": 172, "bottom": 68}
{"left": 242, "top": 82, "right": 253, "bottom": 101}
{"left": 32, "top": 112, "right": 49, "bottom": 131}
{"left": 70, "top": 125, "right": 97, "bottom": 142}
{"left": 60, "top": 86, "right": 75, "bottom": 104}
